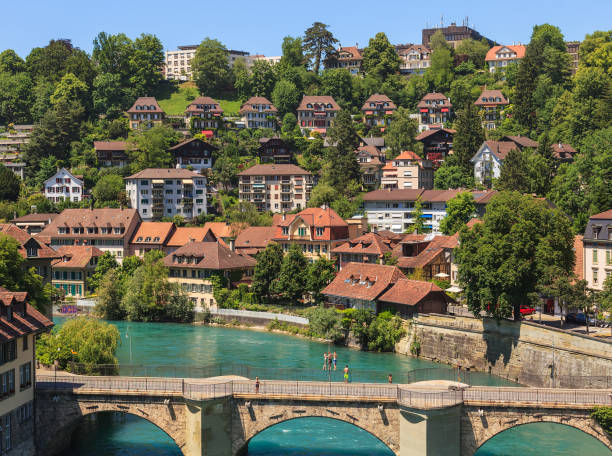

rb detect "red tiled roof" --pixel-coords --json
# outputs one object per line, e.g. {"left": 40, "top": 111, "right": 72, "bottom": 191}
{"left": 239, "top": 97, "right": 278, "bottom": 114}
{"left": 127, "top": 97, "right": 163, "bottom": 114}
{"left": 166, "top": 227, "right": 208, "bottom": 247}
{"left": 590, "top": 209, "right": 612, "bottom": 220}
{"left": 163, "top": 241, "right": 256, "bottom": 270}
{"left": 331, "top": 232, "right": 393, "bottom": 256}
{"left": 551, "top": 143, "right": 577, "bottom": 160}
{"left": 466, "top": 218, "right": 483, "bottom": 228}
{"left": 235, "top": 226, "right": 277, "bottom": 250}
{"left": 125, "top": 168, "right": 202, "bottom": 179}
{"left": 337, "top": 46, "right": 362, "bottom": 60}
{"left": 297, "top": 96, "right": 341, "bottom": 111}
{"left": 322, "top": 262, "right": 405, "bottom": 302}
{"left": 361, "top": 94, "right": 397, "bottom": 111}
{"left": 416, "top": 93, "right": 452, "bottom": 109}
{"left": 502, "top": 135, "right": 539, "bottom": 149}
{"left": 415, "top": 128, "right": 456, "bottom": 141}
{"left": 356, "top": 145, "right": 384, "bottom": 157}
{"left": 203, "top": 222, "right": 247, "bottom": 239}
{"left": 186, "top": 97, "right": 223, "bottom": 113}
{"left": 93, "top": 141, "right": 129, "bottom": 151}
{"left": 0, "top": 224, "right": 59, "bottom": 259}
{"left": 474, "top": 89, "right": 509, "bottom": 106}
{"left": 38, "top": 209, "right": 140, "bottom": 240}
{"left": 238, "top": 164, "right": 310, "bottom": 176}
{"left": 485, "top": 45, "right": 526, "bottom": 62}
{"left": 378, "top": 278, "right": 443, "bottom": 306}
{"left": 10, "top": 213, "right": 58, "bottom": 223}
{"left": 52, "top": 246, "right": 104, "bottom": 269}
{"left": 394, "top": 235, "right": 457, "bottom": 270}
{"left": 482, "top": 141, "right": 520, "bottom": 161}
{"left": 168, "top": 138, "right": 218, "bottom": 151}
{"left": 130, "top": 222, "right": 175, "bottom": 245}
{"left": 0, "top": 288, "right": 53, "bottom": 342}
{"left": 394, "top": 151, "right": 422, "bottom": 160}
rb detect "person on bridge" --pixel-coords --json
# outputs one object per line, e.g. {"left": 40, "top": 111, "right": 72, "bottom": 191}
{"left": 388, "top": 374, "right": 393, "bottom": 384}
{"left": 333, "top": 352, "right": 337, "bottom": 370}
{"left": 343, "top": 365, "right": 350, "bottom": 383}
{"left": 255, "top": 377, "right": 260, "bottom": 393}
{"left": 323, "top": 352, "right": 328, "bottom": 370}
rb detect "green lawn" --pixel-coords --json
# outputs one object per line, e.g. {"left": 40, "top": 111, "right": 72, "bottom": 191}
{"left": 156, "top": 82, "right": 242, "bottom": 116}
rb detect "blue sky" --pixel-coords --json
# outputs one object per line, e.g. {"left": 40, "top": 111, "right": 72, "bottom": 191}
{"left": 3, "top": 0, "right": 611, "bottom": 58}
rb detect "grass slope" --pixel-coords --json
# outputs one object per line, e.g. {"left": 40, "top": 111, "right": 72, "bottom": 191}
{"left": 156, "top": 81, "right": 242, "bottom": 116}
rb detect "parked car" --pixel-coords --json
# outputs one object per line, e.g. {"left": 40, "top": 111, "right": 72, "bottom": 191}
{"left": 519, "top": 306, "right": 536, "bottom": 316}
{"left": 565, "top": 313, "right": 596, "bottom": 325}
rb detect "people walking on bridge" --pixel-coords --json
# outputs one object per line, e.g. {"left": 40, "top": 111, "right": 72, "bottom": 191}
{"left": 255, "top": 377, "right": 260, "bottom": 393}
{"left": 343, "top": 365, "right": 350, "bottom": 383}
{"left": 323, "top": 352, "right": 328, "bottom": 370}
{"left": 333, "top": 351, "right": 337, "bottom": 370}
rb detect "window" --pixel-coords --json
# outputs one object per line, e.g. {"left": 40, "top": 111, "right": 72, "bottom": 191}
{"left": 316, "top": 227, "right": 324, "bottom": 236}
{"left": 4, "top": 414, "right": 10, "bottom": 450}
{"left": 282, "top": 227, "right": 289, "bottom": 235}
{"left": 0, "top": 370, "right": 15, "bottom": 398}
{"left": 22, "top": 335, "right": 28, "bottom": 352}
{"left": 298, "top": 227, "right": 307, "bottom": 236}
{"left": 606, "top": 250, "right": 611, "bottom": 265}
{"left": 593, "top": 269, "right": 598, "bottom": 284}
{"left": 18, "top": 402, "right": 32, "bottom": 424}
{"left": 593, "top": 249, "right": 598, "bottom": 263}
{"left": 19, "top": 363, "right": 31, "bottom": 389}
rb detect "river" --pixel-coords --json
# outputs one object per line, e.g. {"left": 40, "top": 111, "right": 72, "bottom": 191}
{"left": 54, "top": 318, "right": 611, "bottom": 455}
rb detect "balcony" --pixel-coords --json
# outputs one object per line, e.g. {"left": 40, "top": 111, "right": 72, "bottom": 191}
{"left": 152, "top": 199, "right": 163, "bottom": 206}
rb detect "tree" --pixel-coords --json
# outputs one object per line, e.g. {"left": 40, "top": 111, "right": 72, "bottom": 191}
{"left": 452, "top": 103, "right": 485, "bottom": 172}
{"left": 192, "top": 38, "right": 232, "bottom": 97}
{"left": 579, "top": 30, "right": 612, "bottom": 76}
{"left": 307, "top": 307, "right": 344, "bottom": 342}
{"left": 496, "top": 148, "right": 529, "bottom": 193}
{"left": 129, "top": 33, "right": 164, "bottom": 96}
{"left": 26, "top": 39, "right": 94, "bottom": 85}
{"left": 440, "top": 191, "right": 476, "bottom": 235}
{"left": 434, "top": 161, "right": 476, "bottom": 190}
{"left": 426, "top": 47, "right": 454, "bottom": 93}
{"left": 449, "top": 78, "right": 476, "bottom": 112}
{"left": 320, "top": 69, "right": 353, "bottom": 105}
{"left": 88, "top": 251, "right": 119, "bottom": 291}
{"left": 281, "top": 112, "right": 298, "bottom": 134}
{"left": 250, "top": 60, "right": 277, "bottom": 98}
{"left": 50, "top": 73, "right": 89, "bottom": 112}
{"left": 361, "top": 32, "right": 401, "bottom": 80}
{"left": 95, "top": 269, "right": 125, "bottom": 320}
{"left": 280, "top": 36, "right": 304, "bottom": 68}
{"left": 274, "top": 244, "right": 308, "bottom": 302}
{"left": 128, "top": 125, "right": 179, "bottom": 172}
{"left": 92, "top": 32, "right": 134, "bottom": 84}
{"left": 429, "top": 30, "right": 451, "bottom": 51}
{"left": 366, "top": 311, "right": 405, "bottom": 352}
{"left": 0, "top": 165, "right": 20, "bottom": 202}
{"left": 455, "top": 39, "right": 490, "bottom": 68}
{"left": 455, "top": 192, "right": 574, "bottom": 321}
{"left": 0, "top": 72, "right": 34, "bottom": 124}
{"left": 232, "top": 58, "right": 250, "bottom": 99}
{"left": 212, "top": 153, "right": 240, "bottom": 191}
{"left": 271, "top": 80, "right": 300, "bottom": 119}
{"left": 307, "top": 257, "right": 336, "bottom": 303}
{"left": 384, "top": 108, "right": 420, "bottom": 157}
{"left": 302, "top": 22, "right": 338, "bottom": 74}
{"left": 252, "top": 243, "right": 283, "bottom": 300}
{"left": 0, "top": 50, "right": 26, "bottom": 74}
{"left": 321, "top": 110, "right": 361, "bottom": 195}
{"left": 92, "top": 174, "right": 125, "bottom": 205}
{"left": 92, "top": 72, "right": 130, "bottom": 118}
{"left": 408, "top": 197, "right": 426, "bottom": 233}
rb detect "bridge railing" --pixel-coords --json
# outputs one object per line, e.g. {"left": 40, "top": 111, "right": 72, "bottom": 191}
{"left": 397, "top": 388, "right": 464, "bottom": 409}
{"left": 464, "top": 387, "right": 612, "bottom": 405}
{"left": 37, "top": 375, "right": 185, "bottom": 394}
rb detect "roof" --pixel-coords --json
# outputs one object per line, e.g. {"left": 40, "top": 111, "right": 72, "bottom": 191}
{"left": 361, "top": 137, "right": 385, "bottom": 148}
{"left": 10, "top": 213, "right": 58, "bottom": 223}
{"left": 235, "top": 226, "right": 277, "bottom": 251}
{"left": 93, "top": 141, "right": 129, "bottom": 151}
{"left": 337, "top": 46, "right": 362, "bottom": 60}
{"left": 416, "top": 93, "right": 452, "bottom": 109}
{"left": 322, "top": 262, "right": 405, "bottom": 302}
{"left": 361, "top": 94, "right": 397, "bottom": 111}
{"left": 239, "top": 97, "right": 278, "bottom": 114}
{"left": 168, "top": 138, "right": 218, "bottom": 151}
{"left": 125, "top": 168, "right": 202, "bottom": 179}
{"left": 502, "top": 135, "right": 539, "bottom": 149}
{"left": 466, "top": 218, "right": 483, "bottom": 228}
{"left": 0, "top": 224, "right": 59, "bottom": 259}
{"left": 127, "top": 97, "right": 163, "bottom": 113}
{"left": 356, "top": 145, "right": 383, "bottom": 157}
{"left": 276, "top": 207, "right": 347, "bottom": 228}
{"left": 166, "top": 227, "right": 208, "bottom": 247}
{"left": 573, "top": 235, "right": 584, "bottom": 281}
{"left": 474, "top": 89, "right": 509, "bottom": 106}
{"left": 415, "top": 128, "right": 456, "bottom": 141}
{"left": 551, "top": 143, "right": 577, "bottom": 160}
{"left": 238, "top": 164, "right": 310, "bottom": 176}
{"left": 130, "top": 222, "right": 175, "bottom": 245}
{"left": 43, "top": 168, "right": 83, "bottom": 186}
{"left": 485, "top": 45, "right": 526, "bottom": 61}
{"left": 394, "top": 235, "right": 458, "bottom": 270}
{"left": 479, "top": 141, "right": 520, "bottom": 161}
{"left": 186, "top": 97, "right": 223, "bottom": 113}
{"left": 378, "top": 279, "right": 444, "bottom": 306}
{"left": 584, "top": 210, "right": 612, "bottom": 242}
{"left": 52, "top": 246, "right": 104, "bottom": 269}
{"left": 163, "top": 241, "right": 256, "bottom": 270}
{"left": 396, "top": 43, "right": 431, "bottom": 54}
{"left": 375, "top": 230, "right": 404, "bottom": 242}
{"left": 0, "top": 288, "right": 53, "bottom": 343}
{"left": 394, "top": 151, "right": 422, "bottom": 160}
{"left": 590, "top": 209, "right": 612, "bottom": 220}
{"left": 202, "top": 222, "right": 246, "bottom": 239}
{"left": 331, "top": 232, "right": 393, "bottom": 256}
{"left": 363, "top": 189, "right": 425, "bottom": 202}
{"left": 297, "top": 96, "right": 341, "bottom": 111}
{"left": 38, "top": 208, "right": 140, "bottom": 239}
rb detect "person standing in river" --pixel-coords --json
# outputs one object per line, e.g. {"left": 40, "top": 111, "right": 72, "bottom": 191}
{"left": 328, "top": 351, "right": 333, "bottom": 370}
{"left": 323, "top": 352, "right": 328, "bottom": 370}
{"left": 343, "top": 365, "right": 349, "bottom": 383}
{"left": 333, "top": 352, "right": 337, "bottom": 371}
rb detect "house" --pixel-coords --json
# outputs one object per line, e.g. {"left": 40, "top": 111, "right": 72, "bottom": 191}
{"left": 356, "top": 145, "right": 385, "bottom": 189}
{"left": 168, "top": 138, "right": 217, "bottom": 172}
{"left": 297, "top": 96, "right": 340, "bottom": 134}
{"left": 326, "top": 46, "right": 362, "bottom": 74}
{"left": 380, "top": 151, "right": 434, "bottom": 190}
{"left": 391, "top": 233, "right": 458, "bottom": 281}
{"left": 272, "top": 207, "right": 349, "bottom": 262}
{"left": 417, "top": 93, "right": 452, "bottom": 131}
{"left": 127, "top": 97, "right": 164, "bottom": 130}
{"left": 582, "top": 209, "right": 612, "bottom": 291}
{"left": 125, "top": 169, "right": 207, "bottom": 221}
{"left": 0, "top": 287, "right": 53, "bottom": 455}
{"left": 360, "top": 136, "right": 386, "bottom": 154}
{"left": 185, "top": 97, "right": 223, "bottom": 131}
{"left": 43, "top": 168, "right": 85, "bottom": 203}
{"left": 202, "top": 222, "right": 247, "bottom": 247}
{"left": 257, "top": 137, "right": 293, "bottom": 164}
{"left": 471, "top": 141, "right": 519, "bottom": 186}
{"left": 37, "top": 208, "right": 141, "bottom": 263}
{"left": 0, "top": 224, "right": 59, "bottom": 284}
{"left": 501, "top": 135, "right": 539, "bottom": 149}
{"left": 396, "top": 44, "right": 431, "bottom": 76}
{"left": 94, "top": 141, "right": 131, "bottom": 168}
{"left": 0, "top": 155, "right": 25, "bottom": 179}
{"left": 164, "top": 240, "right": 256, "bottom": 311}
{"left": 361, "top": 94, "right": 396, "bottom": 129}
{"left": 129, "top": 221, "right": 176, "bottom": 257}
{"left": 165, "top": 227, "right": 209, "bottom": 254}
{"left": 485, "top": 45, "right": 526, "bottom": 73}
{"left": 474, "top": 89, "right": 509, "bottom": 130}
{"left": 422, "top": 24, "right": 494, "bottom": 48}
{"left": 415, "top": 128, "right": 455, "bottom": 167}
{"left": 551, "top": 142, "right": 578, "bottom": 163}
{"left": 238, "top": 164, "right": 314, "bottom": 212}
{"left": 10, "top": 213, "right": 58, "bottom": 235}
{"left": 51, "top": 246, "right": 104, "bottom": 298}
{"left": 234, "top": 226, "right": 277, "bottom": 257}
{"left": 331, "top": 232, "right": 396, "bottom": 270}
{"left": 239, "top": 97, "right": 278, "bottom": 129}
{"left": 378, "top": 278, "right": 452, "bottom": 318}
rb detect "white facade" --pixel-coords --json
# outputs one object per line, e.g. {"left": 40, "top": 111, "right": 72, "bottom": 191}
{"left": 364, "top": 200, "right": 449, "bottom": 234}
{"left": 471, "top": 144, "right": 504, "bottom": 185}
{"left": 43, "top": 168, "right": 85, "bottom": 203}
{"left": 164, "top": 47, "right": 252, "bottom": 80}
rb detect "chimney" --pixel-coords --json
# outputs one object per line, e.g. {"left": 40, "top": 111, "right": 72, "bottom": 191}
{"left": 229, "top": 239, "right": 235, "bottom": 252}
{"left": 282, "top": 213, "right": 286, "bottom": 221}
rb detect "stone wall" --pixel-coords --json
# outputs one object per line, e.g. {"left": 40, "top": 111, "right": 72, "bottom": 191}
{"left": 397, "top": 314, "right": 612, "bottom": 388}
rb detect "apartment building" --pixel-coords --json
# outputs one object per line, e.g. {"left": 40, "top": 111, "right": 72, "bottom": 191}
{"left": 125, "top": 169, "right": 207, "bottom": 221}
{"left": 380, "top": 151, "right": 434, "bottom": 190}
{"left": 257, "top": 137, "right": 293, "bottom": 164}
{"left": 38, "top": 208, "right": 141, "bottom": 262}
{"left": 297, "top": 96, "right": 340, "bottom": 134}
{"left": 583, "top": 210, "right": 612, "bottom": 291}
{"left": 396, "top": 44, "right": 431, "bottom": 76}
{"left": 168, "top": 138, "right": 217, "bottom": 172}
{"left": 485, "top": 45, "right": 526, "bottom": 73}
{"left": 415, "top": 128, "right": 455, "bottom": 167}
{"left": 127, "top": 97, "right": 164, "bottom": 130}
{"left": 51, "top": 246, "right": 104, "bottom": 298}
{"left": 356, "top": 145, "right": 385, "bottom": 190}
{"left": 185, "top": 97, "right": 223, "bottom": 130}
{"left": 43, "top": 168, "right": 85, "bottom": 203}
{"left": 471, "top": 137, "right": 538, "bottom": 186}
{"left": 326, "top": 46, "right": 362, "bottom": 74}
{"left": 0, "top": 288, "right": 53, "bottom": 456}
{"left": 361, "top": 94, "right": 396, "bottom": 128}
{"left": 422, "top": 24, "right": 494, "bottom": 48}
{"left": 239, "top": 97, "right": 278, "bottom": 129}
{"left": 238, "top": 164, "right": 313, "bottom": 212}
{"left": 163, "top": 46, "right": 252, "bottom": 80}
{"left": 9, "top": 213, "right": 58, "bottom": 235}
{"left": 474, "top": 89, "right": 509, "bottom": 130}
{"left": 94, "top": 141, "right": 131, "bottom": 168}
{"left": 417, "top": 93, "right": 452, "bottom": 131}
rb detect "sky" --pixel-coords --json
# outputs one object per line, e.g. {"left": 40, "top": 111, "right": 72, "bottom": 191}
{"left": 2, "top": 0, "right": 611, "bottom": 58}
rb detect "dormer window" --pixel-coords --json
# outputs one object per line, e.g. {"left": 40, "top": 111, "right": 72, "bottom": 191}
{"left": 326, "top": 103, "right": 332, "bottom": 108}
{"left": 145, "top": 237, "right": 151, "bottom": 242}
{"left": 26, "top": 246, "right": 37, "bottom": 258}
{"left": 316, "top": 227, "right": 324, "bottom": 236}
{"left": 307, "top": 104, "right": 312, "bottom": 108}
{"left": 137, "top": 237, "right": 143, "bottom": 242}
{"left": 282, "top": 227, "right": 289, "bottom": 235}
{"left": 153, "top": 237, "right": 160, "bottom": 242}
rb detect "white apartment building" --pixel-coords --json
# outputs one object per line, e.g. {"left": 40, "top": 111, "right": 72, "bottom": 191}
{"left": 164, "top": 46, "right": 253, "bottom": 80}
{"left": 43, "top": 168, "right": 85, "bottom": 203}
{"left": 238, "top": 164, "right": 314, "bottom": 213}
{"left": 125, "top": 169, "right": 207, "bottom": 221}
{"left": 582, "top": 210, "right": 612, "bottom": 291}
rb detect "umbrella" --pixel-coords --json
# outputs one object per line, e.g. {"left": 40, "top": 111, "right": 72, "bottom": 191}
{"left": 434, "top": 272, "right": 450, "bottom": 278}
{"left": 446, "top": 286, "right": 463, "bottom": 293}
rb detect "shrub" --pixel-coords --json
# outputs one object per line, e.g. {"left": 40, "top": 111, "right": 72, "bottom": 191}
{"left": 307, "top": 307, "right": 345, "bottom": 342}
{"left": 592, "top": 407, "right": 612, "bottom": 434}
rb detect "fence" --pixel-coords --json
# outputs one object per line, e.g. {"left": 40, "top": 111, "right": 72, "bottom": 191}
{"left": 207, "top": 308, "right": 309, "bottom": 325}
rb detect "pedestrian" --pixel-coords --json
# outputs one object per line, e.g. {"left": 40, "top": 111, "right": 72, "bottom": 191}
{"left": 323, "top": 352, "right": 328, "bottom": 371}
{"left": 343, "top": 365, "right": 349, "bottom": 383}
{"left": 333, "top": 351, "right": 337, "bottom": 371}
{"left": 388, "top": 373, "right": 393, "bottom": 384}
{"left": 328, "top": 351, "right": 332, "bottom": 370}
{"left": 255, "top": 377, "right": 260, "bottom": 393}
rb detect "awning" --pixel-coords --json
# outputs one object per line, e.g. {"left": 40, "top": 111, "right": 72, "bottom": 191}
{"left": 365, "top": 111, "right": 373, "bottom": 115}
{"left": 446, "top": 286, "right": 463, "bottom": 293}
{"left": 314, "top": 111, "right": 326, "bottom": 117}
{"left": 385, "top": 111, "right": 393, "bottom": 115}
{"left": 420, "top": 108, "right": 428, "bottom": 113}
{"left": 312, "top": 128, "right": 326, "bottom": 133}
{"left": 434, "top": 272, "right": 450, "bottom": 278}
{"left": 441, "top": 108, "right": 449, "bottom": 112}
{"left": 213, "top": 113, "right": 221, "bottom": 116}
{"left": 201, "top": 130, "right": 214, "bottom": 138}
{"left": 152, "top": 179, "right": 164, "bottom": 184}
{"left": 252, "top": 184, "right": 265, "bottom": 188}
{"left": 182, "top": 179, "right": 193, "bottom": 184}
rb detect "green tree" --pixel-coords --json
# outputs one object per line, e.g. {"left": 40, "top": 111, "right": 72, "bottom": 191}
{"left": 439, "top": 191, "right": 476, "bottom": 235}
{"left": 429, "top": 30, "right": 451, "bottom": 51}
{"left": 88, "top": 251, "right": 119, "bottom": 291}
{"left": 0, "top": 50, "right": 26, "bottom": 74}
{"left": 94, "top": 269, "right": 125, "bottom": 320}
{"left": 272, "top": 80, "right": 300, "bottom": 118}
{"left": 281, "top": 112, "right": 298, "bottom": 134}
{"left": 321, "top": 110, "right": 361, "bottom": 195}
{"left": 455, "top": 38, "right": 490, "bottom": 68}
{"left": 0, "top": 72, "right": 34, "bottom": 124}
{"left": 129, "top": 33, "right": 164, "bottom": 96}
{"left": 92, "top": 32, "right": 134, "bottom": 85}
{"left": 232, "top": 58, "right": 250, "bottom": 99}
{"left": 0, "top": 165, "right": 20, "bottom": 202}
{"left": 384, "top": 107, "right": 420, "bottom": 157}
{"left": 252, "top": 243, "right": 283, "bottom": 300}
{"left": 320, "top": 69, "right": 354, "bottom": 105}
{"left": 579, "top": 30, "right": 612, "bottom": 76}
{"left": 250, "top": 60, "right": 277, "bottom": 98}
{"left": 408, "top": 197, "right": 426, "bottom": 233}
{"left": 366, "top": 311, "right": 405, "bottom": 352}
{"left": 26, "top": 39, "right": 94, "bottom": 85}
{"left": 455, "top": 192, "right": 574, "bottom": 321}
{"left": 50, "top": 73, "right": 89, "bottom": 111}
{"left": 274, "top": 244, "right": 308, "bottom": 302}
{"left": 496, "top": 147, "right": 529, "bottom": 193}
{"left": 434, "top": 161, "right": 476, "bottom": 190}
{"left": 452, "top": 102, "right": 485, "bottom": 172}
{"left": 302, "top": 22, "right": 338, "bottom": 74}
{"left": 128, "top": 125, "right": 179, "bottom": 172}
{"left": 426, "top": 46, "right": 454, "bottom": 93}
{"left": 307, "top": 307, "right": 344, "bottom": 342}
{"left": 449, "top": 78, "right": 476, "bottom": 112}
{"left": 92, "top": 174, "right": 125, "bottom": 205}
{"left": 361, "top": 32, "right": 401, "bottom": 80}
{"left": 192, "top": 38, "right": 232, "bottom": 97}
{"left": 92, "top": 72, "right": 130, "bottom": 118}
{"left": 307, "top": 257, "right": 336, "bottom": 303}
{"left": 280, "top": 36, "right": 305, "bottom": 68}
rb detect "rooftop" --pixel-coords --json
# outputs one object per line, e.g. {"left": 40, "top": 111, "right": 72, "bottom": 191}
{"left": 238, "top": 164, "right": 311, "bottom": 176}
{"left": 125, "top": 168, "right": 203, "bottom": 179}
{"left": 52, "top": 246, "right": 105, "bottom": 269}
{"left": 322, "top": 262, "right": 405, "bottom": 302}
{"left": 93, "top": 141, "right": 129, "bottom": 151}
{"left": 127, "top": 97, "right": 163, "bottom": 113}
{"left": 38, "top": 208, "right": 139, "bottom": 239}
{"left": 297, "top": 96, "right": 341, "bottom": 111}
{"left": 163, "top": 241, "right": 256, "bottom": 270}
{"left": 130, "top": 222, "right": 175, "bottom": 245}
{"left": 0, "top": 288, "right": 54, "bottom": 343}
{"left": 239, "top": 97, "right": 278, "bottom": 114}
{"left": 485, "top": 45, "right": 526, "bottom": 61}
{"left": 378, "top": 278, "right": 445, "bottom": 306}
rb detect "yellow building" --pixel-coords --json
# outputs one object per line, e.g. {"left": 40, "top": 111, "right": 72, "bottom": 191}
{"left": 51, "top": 246, "right": 104, "bottom": 299}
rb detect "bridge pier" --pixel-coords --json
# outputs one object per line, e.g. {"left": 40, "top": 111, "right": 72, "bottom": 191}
{"left": 399, "top": 404, "right": 461, "bottom": 456}
{"left": 184, "top": 397, "right": 233, "bottom": 456}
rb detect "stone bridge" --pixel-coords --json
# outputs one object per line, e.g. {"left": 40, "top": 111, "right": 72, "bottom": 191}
{"left": 35, "top": 375, "right": 612, "bottom": 456}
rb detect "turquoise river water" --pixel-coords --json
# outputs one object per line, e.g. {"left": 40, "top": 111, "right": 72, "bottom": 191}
{"left": 53, "top": 318, "right": 611, "bottom": 456}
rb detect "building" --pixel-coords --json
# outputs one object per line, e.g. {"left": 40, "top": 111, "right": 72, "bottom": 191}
{"left": 185, "top": 97, "right": 223, "bottom": 131}
{"left": 361, "top": 94, "right": 396, "bottom": 129}
{"left": 331, "top": 232, "right": 396, "bottom": 270}
{"left": 94, "top": 141, "right": 131, "bottom": 168}
{"left": 234, "top": 226, "right": 277, "bottom": 257}
{"left": 252, "top": 55, "right": 282, "bottom": 65}
{"left": 38, "top": 208, "right": 141, "bottom": 262}
{"left": 551, "top": 142, "right": 578, "bottom": 163}
{"left": 239, "top": 97, "right": 278, "bottom": 129}
{"left": 43, "top": 168, "right": 85, "bottom": 203}
{"left": 582, "top": 209, "right": 612, "bottom": 291}
{"left": 0, "top": 287, "right": 53, "bottom": 456}
{"left": 0, "top": 154, "right": 25, "bottom": 180}
{"left": 238, "top": 164, "right": 313, "bottom": 212}
{"left": 360, "top": 136, "right": 386, "bottom": 153}
{"left": 163, "top": 46, "right": 252, "bottom": 80}
{"left": 129, "top": 221, "right": 176, "bottom": 257}
{"left": 474, "top": 89, "right": 509, "bottom": 130}
{"left": 125, "top": 169, "right": 207, "bottom": 221}
{"left": 396, "top": 44, "right": 431, "bottom": 75}
{"left": 422, "top": 23, "right": 494, "bottom": 48}
{"left": 164, "top": 240, "right": 256, "bottom": 311}
{"left": 356, "top": 145, "right": 385, "bottom": 190}
{"left": 326, "top": 46, "right": 362, "bottom": 74}
{"left": 485, "top": 45, "right": 526, "bottom": 73}
{"left": 471, "top": 137, "right": 538, "bottom": 186}
{"left": 257, "top": 137, "right": 293, "bottom": 164}
{"left": 378, "top": 278, "right": 452, "bottom": 317}
{"left": 566, "top": 41, "right": 580, "bottom": 75}
{"left": 10, "top": 213, "right": 58, "bottom": 235}
{"left": 380, "top": 151, "right": 434, "bottom": 190}
{"left": 202, "top": 222, "right": 246, "bottom": 248}
{"left": 127, "top": 97, "right": 164, "bottom": 130}
{"left": 51, "top": 246, "right": 104, "bottom": 298}
{"left": 417, "top": 93, "right": 452, "bottom": 131}
{"left": 391, "top": 233, "right": 458, "bottom": 280}
{"left": 168, "top": 138, "right": 217, "bottom": 172}
{"left": 415, "top": 128, "right": 455, "bottom": 167}
{"left": 272, "top": 207, "right": 349, "bottom": 262}
{"left": 297, "top": 96, "right": 340, "bottom": 134}
{"left": 165, "top": 227, "right": 209, "bottom": 254}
